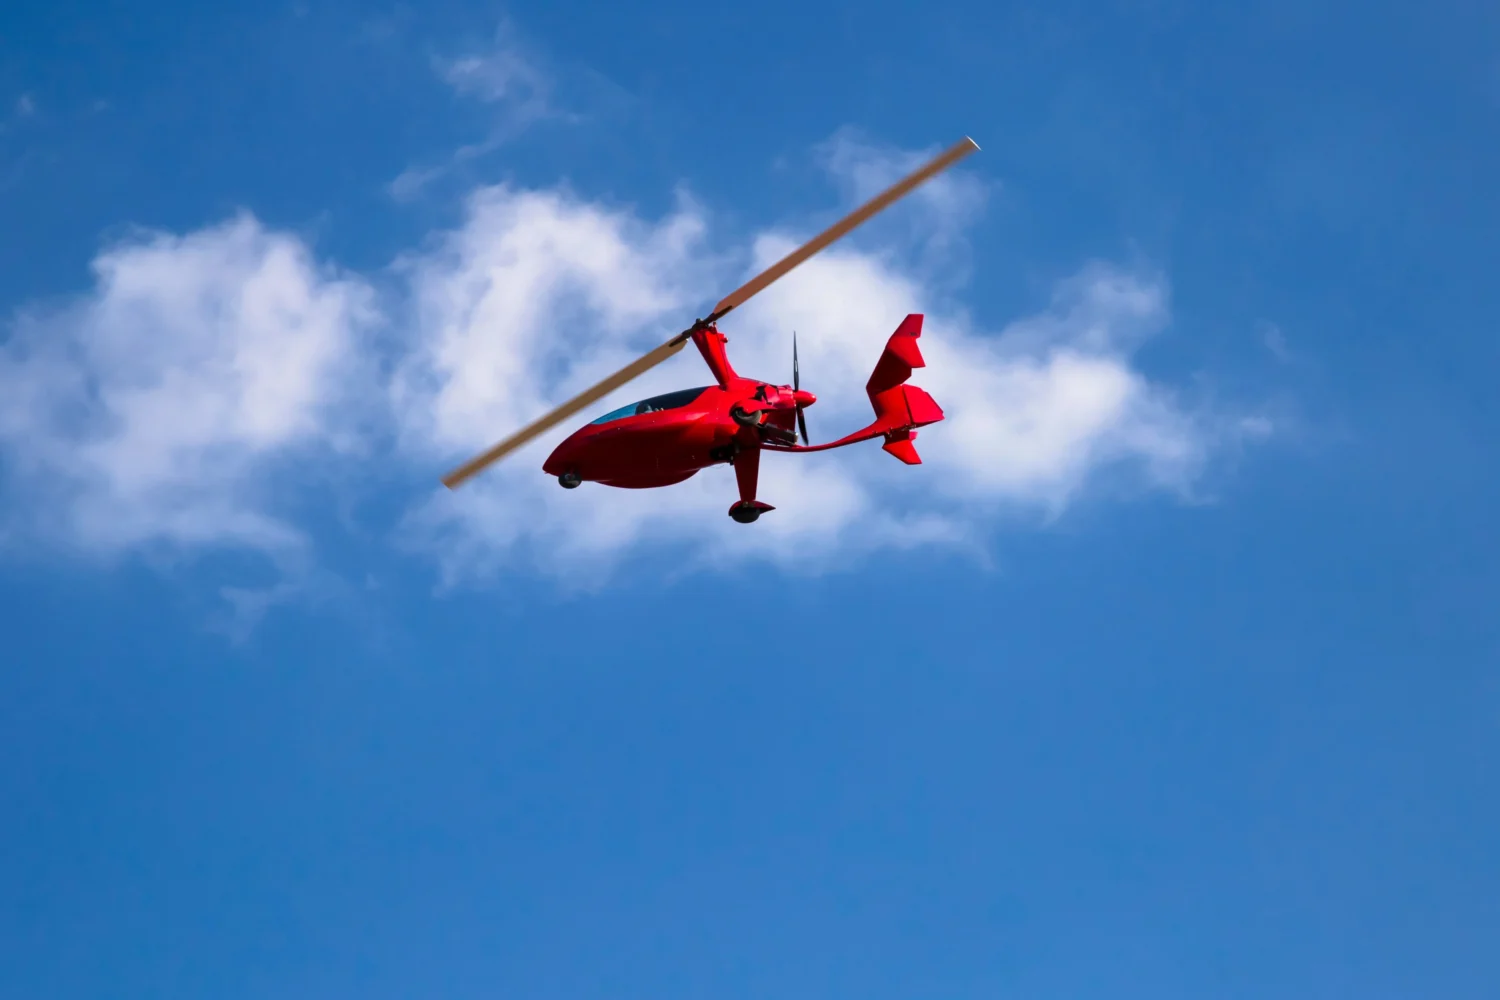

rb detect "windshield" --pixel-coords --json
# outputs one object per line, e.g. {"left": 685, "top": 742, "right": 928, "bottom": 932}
{"left": 590, "top": 387, "right": 710, "bottom": 425}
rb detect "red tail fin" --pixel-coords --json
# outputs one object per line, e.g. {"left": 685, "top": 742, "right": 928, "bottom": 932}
{"left": 866, "top": 314, "right": 944, "bottom": 464}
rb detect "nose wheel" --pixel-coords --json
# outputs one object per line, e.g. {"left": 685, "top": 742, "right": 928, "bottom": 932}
{"left": 558, "top": 471, "right": 581, "bottom": 489}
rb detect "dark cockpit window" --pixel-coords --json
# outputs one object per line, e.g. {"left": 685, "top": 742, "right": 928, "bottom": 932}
{"left": 590, "top": 387, "right": 710, "bottom": 425}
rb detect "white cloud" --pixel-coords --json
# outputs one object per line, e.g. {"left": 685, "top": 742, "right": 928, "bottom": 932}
{"left": 392, "top": 181, "right": 1232, "bottom": 586}
{"left": 0, "top": 134, "right": 1268, "bottom": 605}
{"left": 390, "top": 184, "right": 716, "bottom": 458}
{"left": 0, "top": 213, "right": 379, "bottom": 561}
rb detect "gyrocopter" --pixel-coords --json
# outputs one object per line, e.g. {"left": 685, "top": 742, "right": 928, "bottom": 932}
{"left": 441, "top": 136, "right": 979, "bottom": 523}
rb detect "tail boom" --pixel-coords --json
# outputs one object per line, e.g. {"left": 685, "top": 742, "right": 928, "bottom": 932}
{"left": 762, "top": 313, "right": 944, "bottom": 461}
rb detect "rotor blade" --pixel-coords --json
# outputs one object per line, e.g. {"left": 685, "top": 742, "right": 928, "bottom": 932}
{"left": 797, "top": 405, "right": 810, "bottom": 446}
{"left": 440, "top": 134, "right": 979, "bottom": 490}
{"left": 711, "top": 136, "right": 980, "bottom": 318}
{"left": 793, "top": 330, "right": 800, "bottom": 391}
{"left": 440, "top": 337, "right": 688, "bottom": 489}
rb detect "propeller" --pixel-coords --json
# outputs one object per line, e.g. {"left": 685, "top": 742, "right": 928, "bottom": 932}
{"left": 441, "top": 134, "right": 981, "bottom": 489}
{"left": 793, "top": 331, "right": 809, "bottom": 446}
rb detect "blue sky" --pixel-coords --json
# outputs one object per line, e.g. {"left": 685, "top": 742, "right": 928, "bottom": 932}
{"left": 3, "top": 1, "right": 1498, "bottom": 997}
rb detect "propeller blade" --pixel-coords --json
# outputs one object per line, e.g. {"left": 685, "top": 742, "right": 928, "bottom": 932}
{"left": 441, "top": 134, "right": 980, "bottom": 488}
{"left": 440, "top": 337, "right": 688, "bottom": 489}
{"left": 710, "top": 136, "right": 980, "bottom": 318}
{"left": 793, "top": 330, "right": 808, "bottom": 444}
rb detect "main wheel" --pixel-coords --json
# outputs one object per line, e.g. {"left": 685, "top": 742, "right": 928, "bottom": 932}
{"left": 729, "top": 505, "right": 761, "bottom": 523}
{"left": 558, "top": 472, "right": 582, "bottom": 489}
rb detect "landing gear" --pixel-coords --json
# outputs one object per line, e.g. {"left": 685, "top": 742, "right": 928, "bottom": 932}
{"left": 558, "top": 471, "right": 581, "bottom": 489}
{"left": 728, "top": 448, "right": 774, "bottom": 524}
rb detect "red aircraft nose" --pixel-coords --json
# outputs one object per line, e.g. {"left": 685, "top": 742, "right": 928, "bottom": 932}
{"left": 793, "top": 389, "right": 816, "bottom": 408}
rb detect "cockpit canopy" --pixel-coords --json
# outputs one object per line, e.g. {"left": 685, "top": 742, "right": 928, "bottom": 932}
{"left": 590, "top": 386, "right": 710, "bottom": 425}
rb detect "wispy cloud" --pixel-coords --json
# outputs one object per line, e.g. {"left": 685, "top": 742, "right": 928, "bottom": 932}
{"left": 0, "top": 133, "right": 1272, "bottom": 619}
{"left": 388, "top": 21, "right": 576, "bottom": 201}
{"left": 15, "top": 93, "right": 35, "bottom": 117}
{"left": 439, "top": 35, "right": 554, "bottom": 115}
{"left": 817, "top": 127, "right": 991, "bottom": 233}
{"left": 1260, "top": 320, "right": 1291, "bottom": 363}
{"left": 810, "top": 127, "right": 993, "bottom": 289}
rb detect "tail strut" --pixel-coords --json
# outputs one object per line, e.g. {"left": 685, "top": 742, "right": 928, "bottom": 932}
{"left": 762, "top": 313, "right": 944, "bottom": 460}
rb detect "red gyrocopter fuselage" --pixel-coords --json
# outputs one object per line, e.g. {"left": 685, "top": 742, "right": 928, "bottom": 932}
{"left": 541, "top": 314, "right": 943, "bottom": 522}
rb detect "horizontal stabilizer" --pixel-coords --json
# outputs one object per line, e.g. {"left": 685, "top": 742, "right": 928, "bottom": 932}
{"left": 900, "top": 384, "right": 943, "bottom": 428}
